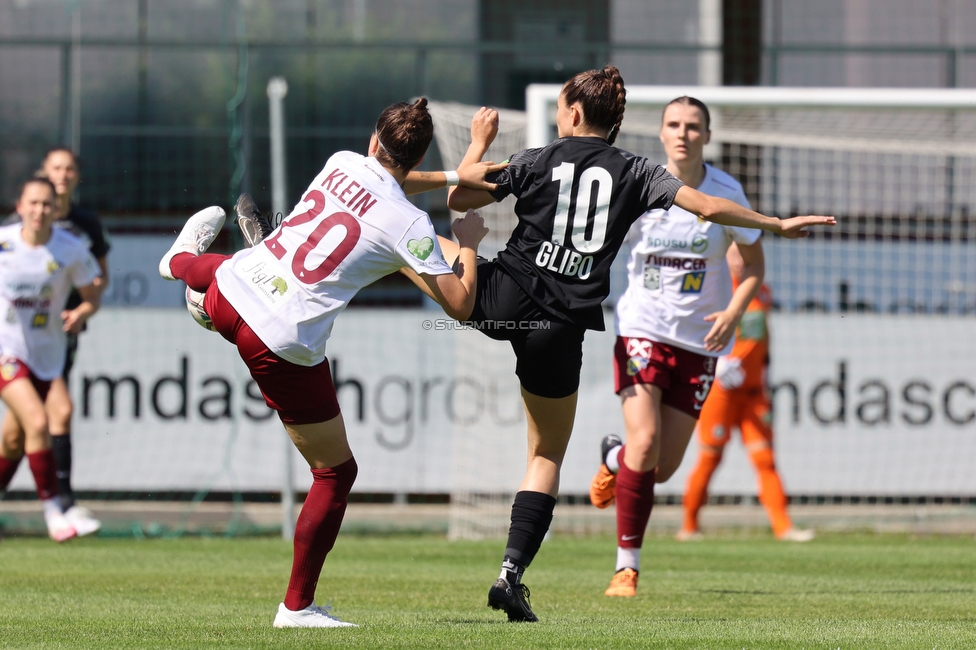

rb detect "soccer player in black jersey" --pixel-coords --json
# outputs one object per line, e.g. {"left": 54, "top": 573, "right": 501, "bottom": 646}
{"left": 425, "top": 65, "right": 834, "bottom": 622}
{"left": 1, "top": 148, "right": 110, "bottom": 537}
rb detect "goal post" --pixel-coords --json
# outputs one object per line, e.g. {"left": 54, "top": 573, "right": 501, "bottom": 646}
{"left": 431, "top": 87, "right": 976, "bottom": 539}
{"left": 526, "top": 84, "right": 976, "bottom": 148}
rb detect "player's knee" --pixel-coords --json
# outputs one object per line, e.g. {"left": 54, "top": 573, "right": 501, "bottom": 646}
{"left": 48, "top": 399, "right": 73, "bottom": 430}
{"left": 622, "top": 428, "right": 657, "bottom": 459}
{"left": 20, "top": 412, "right": 49, "bottom": 444}
{"left": 701, "top": 444, "right": 724, "bottom": 459}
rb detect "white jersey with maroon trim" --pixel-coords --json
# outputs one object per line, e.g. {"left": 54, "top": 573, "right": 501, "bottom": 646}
{"left": 217, "top": 151, "right": 453, "bottom": 367}
{"left": 614, "top": 164, "right": 761, "bottom": 357}
{"left": 0, "top": 224, "right": 100, "bottom": 380}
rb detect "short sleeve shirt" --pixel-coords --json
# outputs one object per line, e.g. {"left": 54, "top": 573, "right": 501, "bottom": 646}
{"left": 486, "top": 137, "right": 684, "bottom": 330}
{"left": 615, "top": 164, "right": 761, "bottom": 356}
{"left": 217, "top": 151, "right": 453, "bottom": 366}
{"left": 4, "top": 204, "right": 110, "bottom": 310}
{"left": 0, "top": 224, "right": 101, "bottom": 379}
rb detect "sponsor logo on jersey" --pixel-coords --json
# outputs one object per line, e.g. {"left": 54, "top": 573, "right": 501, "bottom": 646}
{"left": 534, "top": 241, "right": 593, "bottom": 279}
{"left": 0, "top": 241, "right": 11, "bottom": 252}
{"left": 406, "top": 236, "right": 434, "bottom": 261}
{"left": 40, "top": 284, "right": 53, "bottom": 299}
{"left": 644, "top": 254, "right": 706, "bottom": 271}
{"left": 643, "top": 234, "right": 689, "bottom": 249}
{"left": 31, "top": 312, "right": 48, "bottom": 329}
{"left": 680, "top": 271, "right": 706, "bottom": 293}
{"left": 13, "top": 297, "right": 51, "bottom": 310}
{"left": 47, "top": 260, "right": 61, "bottom": 274}
{"left": 0, "top": 358, "right": 19, "bottom": 381}
{"left": 270, "top": 277, "right": 288, "bottom": 296}
{"left": 691, "top": 235, "right": 708, "bottom": 253}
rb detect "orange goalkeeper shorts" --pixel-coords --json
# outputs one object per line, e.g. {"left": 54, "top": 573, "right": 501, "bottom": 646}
{"left": 696, "top": 384, "right": 772, "bottom": 448}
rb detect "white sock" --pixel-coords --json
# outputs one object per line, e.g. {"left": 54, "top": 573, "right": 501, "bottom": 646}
{"left": 42, "top": 497, "right": 63, "bottom": 518}
{"left": 616, "top": 546, "right": 641, "bottom": 573}
{"left": 606, "top": 445, "right": 622, "bottom": 474}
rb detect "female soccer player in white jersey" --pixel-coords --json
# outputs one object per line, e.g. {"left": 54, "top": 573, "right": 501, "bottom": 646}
{"left": 0, "top": 178, "right": 101, "bottom": 542}
{"left": 443, "top": 72, "right": 832, "bottom": 621}
{"left": 158, "top": 98, "right": 493, "bottom": 629}
{"left": 2, "top": 148, "right": 110, "bottom": 537}
{"left": 586, "top": 96, "right": 768, "bottom": 598}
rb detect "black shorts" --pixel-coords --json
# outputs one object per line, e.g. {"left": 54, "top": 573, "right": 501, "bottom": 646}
{"left": 459, "top": 258, "right": 585, "bottom": 399}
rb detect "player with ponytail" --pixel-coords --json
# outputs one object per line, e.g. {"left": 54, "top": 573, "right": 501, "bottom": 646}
{"left": 425, "top": 66, "right": 833, "bottom": 621}
{"left": 156, "top": 97, "right": 499, "bottom": 628}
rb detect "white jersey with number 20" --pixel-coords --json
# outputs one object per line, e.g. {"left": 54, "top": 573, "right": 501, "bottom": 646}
{"left": 615, "top": 164, "right": 761, "bottom": 357}
{"left": 217, "top": 151, "right": 453, "bottom": 366}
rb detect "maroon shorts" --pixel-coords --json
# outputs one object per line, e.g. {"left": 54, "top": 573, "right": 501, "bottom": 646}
{"left": 0, "top": 356, "right": 52, "bottom": 401}
{"left": 613, "top": 336, "right": 717, "bottom": 418}
{"left": 203, "top": 283, "right": 340, "bottom": 425}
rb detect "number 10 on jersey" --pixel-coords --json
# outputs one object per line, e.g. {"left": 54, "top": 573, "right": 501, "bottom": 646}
{"left": 535, "top": 162, "right": 612, "bottom": 280}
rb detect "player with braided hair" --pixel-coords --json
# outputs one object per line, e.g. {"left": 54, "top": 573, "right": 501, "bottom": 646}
{"left": 425, "top": 68, "right": 833, "bottom": 622}
{"left": 157, "top": 97, "right": 500, "bottom": 628}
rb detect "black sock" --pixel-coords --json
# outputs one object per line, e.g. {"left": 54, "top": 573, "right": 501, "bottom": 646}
{"left": 500, "top": 491, "right": 557, "bottom": 583}
{"left": 51, "top": 434, "right": 74, "bottom": 510}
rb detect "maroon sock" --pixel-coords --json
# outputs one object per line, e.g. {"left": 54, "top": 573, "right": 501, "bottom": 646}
{"left": 284, "top": 457, "right": 359, "bottom": 611}
{"left": 170, "top": 252, "right": 231, "bottom": 292}
{"left": 0, "top": 455, "right": 22, "bottom": 490}
{"left": 26, "top": 450, "right": 59, "bottom": 501}
{"left": 615, "top": 446, "right": 656, "bottom": 549}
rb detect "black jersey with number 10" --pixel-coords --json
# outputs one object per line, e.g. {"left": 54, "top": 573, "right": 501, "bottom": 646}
{"left": 486, "top": 136, "right": 684, "bottom": 331}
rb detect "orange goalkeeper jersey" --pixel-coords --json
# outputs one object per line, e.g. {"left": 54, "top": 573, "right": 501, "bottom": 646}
{"left": 728, "top": 282, "right": 772, "bottom": 389}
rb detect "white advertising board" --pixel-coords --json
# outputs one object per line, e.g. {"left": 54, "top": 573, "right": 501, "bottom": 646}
{"left": 7, "top": 309, "right": 975, "bottom": 496}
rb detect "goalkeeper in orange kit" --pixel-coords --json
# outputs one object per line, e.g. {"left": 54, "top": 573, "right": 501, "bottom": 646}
{"left": 677, "top": 245, "right": 813, "bottom": 542}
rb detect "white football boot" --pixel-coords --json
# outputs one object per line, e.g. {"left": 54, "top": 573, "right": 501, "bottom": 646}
{"left": 777, "top": 527, "right": 815, "bottom": 542}
{"left": 64, "top": 505, "right": 102, "bottom": 537}
{"left": 44, "top": 507, "right": 77, "bottom": 543}
{"left": 273, "top": 601, "right": 358, "bottom": 628}
{"left": 159, "top": 206, "right": 226, "bottom": 280}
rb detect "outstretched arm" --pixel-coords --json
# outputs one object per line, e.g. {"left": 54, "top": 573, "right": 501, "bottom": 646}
{"left": 673, "top": 186, "right": 835, "bottom": 238}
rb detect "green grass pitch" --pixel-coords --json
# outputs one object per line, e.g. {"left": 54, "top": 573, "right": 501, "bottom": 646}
{"left": 1, "top": 532, "right": 974, "bottom": 648}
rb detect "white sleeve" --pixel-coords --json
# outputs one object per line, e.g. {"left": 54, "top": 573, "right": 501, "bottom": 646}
{"left": 69, "top": 247, "right": 101, "bottom": 288}
{"left": 395, "top": 216, "right": 453, "bottom": 276}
